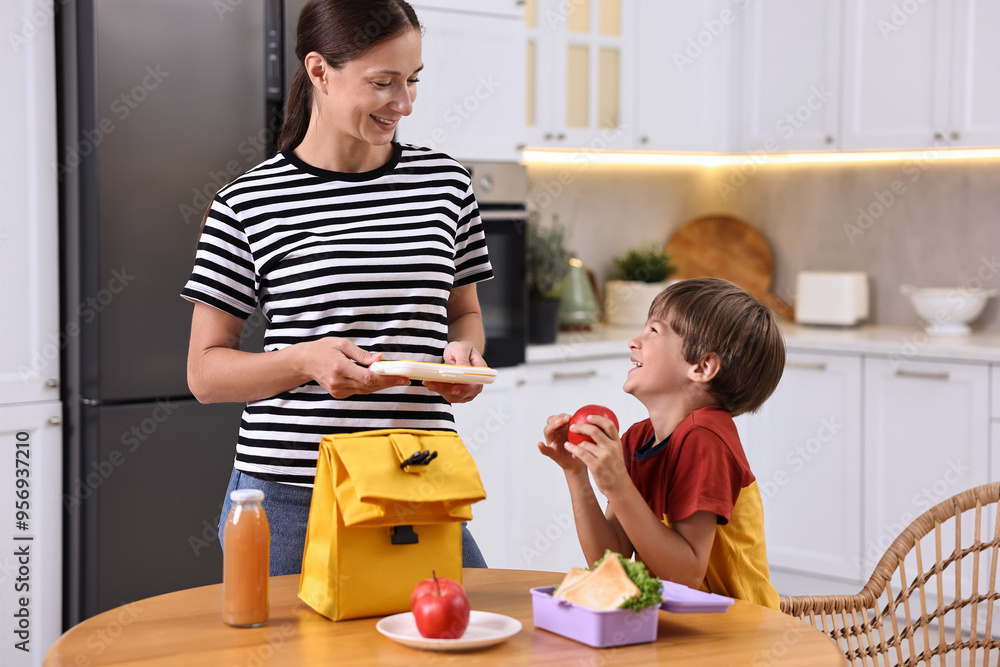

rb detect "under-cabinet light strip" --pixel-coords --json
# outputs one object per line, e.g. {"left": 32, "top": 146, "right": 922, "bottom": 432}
{"left": 521, "top": 147, "right": 1000, "bottom": 167}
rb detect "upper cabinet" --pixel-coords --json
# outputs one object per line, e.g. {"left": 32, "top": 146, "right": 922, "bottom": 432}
{"left": 949, "top": 0, "right": 1000, "bottom": 146}
{"left": 635, "top": 0, "right": 732, "bottom": 151}
{"left": 525, "top": 0, "right": 634, "bottom": 150}
{"left": 410, "top": 0, "right": 523, "bottom": 16}
{"left": 841, "top": 0, "right": 1000, "bottom": 150}
{"left": 841, "top": 0, "right": 952, "bottom": 149}
{"left": 1, "top": 0, "right": 60, "bottom": 406}
{"left": 734, "top": 0, "right": 841, "bottom": 152}
{"left": 402, "top": 2, "right": 526, "bottom": 161}
{"left": 408, "top": 0, "right": 1000, "bottom": 158}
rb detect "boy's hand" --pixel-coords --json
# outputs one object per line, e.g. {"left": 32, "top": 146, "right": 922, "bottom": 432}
{"left": 564, "top": 414, "right": 629, "bottom": 496}
{"left": 536, "top": 414, "right": 586, "bottom": 473}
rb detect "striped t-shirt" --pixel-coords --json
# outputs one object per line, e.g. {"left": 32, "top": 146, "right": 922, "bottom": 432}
{"left": 181, "top": 143, "right": 493, "bottom": 486}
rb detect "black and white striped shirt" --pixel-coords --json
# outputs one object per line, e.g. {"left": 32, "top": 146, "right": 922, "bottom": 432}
{"left": 181, "top": 143, "right": 493, "bottom": 486}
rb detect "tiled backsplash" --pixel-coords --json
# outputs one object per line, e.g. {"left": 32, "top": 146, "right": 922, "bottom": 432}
{"left": 526, "top": 158, "right": 1000, "bottom": 331}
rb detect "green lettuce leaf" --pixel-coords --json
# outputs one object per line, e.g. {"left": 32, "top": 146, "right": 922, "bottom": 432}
{"left": 593, "top": 550, "right": 664, "bottom": 612}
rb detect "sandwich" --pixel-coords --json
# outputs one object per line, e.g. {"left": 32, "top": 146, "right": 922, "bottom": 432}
{"left": 553, "top": 550, "right": 664, "bottom": 612}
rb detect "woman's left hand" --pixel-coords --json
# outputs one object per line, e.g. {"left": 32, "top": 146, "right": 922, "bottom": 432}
{"left": 422, "top": 341, "right": 486, "bottom": 403}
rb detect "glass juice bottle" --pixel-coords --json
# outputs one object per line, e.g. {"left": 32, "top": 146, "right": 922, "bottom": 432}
{"left": 222, "top": 489, "right": 270, "bottom": 627}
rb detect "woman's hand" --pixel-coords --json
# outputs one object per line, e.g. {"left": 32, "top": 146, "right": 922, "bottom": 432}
{"left": 422, "top": 340, "right": 485, "bottom": 403}
{"left": 537, "top": 413, "right": 587, "bottom": 473}
{"left": 292, "top": 337, "right": 409, "bottom": 398}
{"left": 563, "top": 415, "right": 629, "bottom": 496}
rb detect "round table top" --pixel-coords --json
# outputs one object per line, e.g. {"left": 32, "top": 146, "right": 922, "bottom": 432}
{"left": 45, "top": 569, "right": 846, "bottom": 666}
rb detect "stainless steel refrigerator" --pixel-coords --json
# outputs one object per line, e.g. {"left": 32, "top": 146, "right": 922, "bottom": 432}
{"left": 59, "top": 0, "right": 304, "bottom": 625}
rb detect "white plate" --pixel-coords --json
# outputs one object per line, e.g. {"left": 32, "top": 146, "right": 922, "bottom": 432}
{"left": 376, "top": 610, "right": 521, "bottom": 651}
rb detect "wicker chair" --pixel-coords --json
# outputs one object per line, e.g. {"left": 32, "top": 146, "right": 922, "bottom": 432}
{"left": 780, "top": 482, "right": 1000, "bottom": 666}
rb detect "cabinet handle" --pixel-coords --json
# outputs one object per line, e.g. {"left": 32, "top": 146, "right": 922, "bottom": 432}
{"left": 894, "top": 369, "right": 949, "bottom": 381}
{"left": 556, "top": 133, "right": 566, "bottom": 141}
{"left": 787, "top": 361, "right": 827, "bottom": 371}
{"left": 46, "top": 379, "right": 59, "bottom": 388}
{"left": 824, "top": 135, "right": 834, "bottom": 145}
{"left": 48, "top": 417, "right": 62, "bottom": 426}
{"left": 933, "top": 131, "right": 944, "bottom": 142}
{"left": 640, "top": 136, "right": 649, "bottom": 144}
{"left": 551, "top": 370, "right": 598, "bottom": 381}
{"left": 543, "top": 132, "right": 553, "bottom": 140}
{"left": 950, "top": 130, "right": 960, "bottom": 141}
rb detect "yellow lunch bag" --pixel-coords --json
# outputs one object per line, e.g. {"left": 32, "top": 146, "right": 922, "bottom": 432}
{"left": 298, "top": 428, "right": 486, "bottom": 621}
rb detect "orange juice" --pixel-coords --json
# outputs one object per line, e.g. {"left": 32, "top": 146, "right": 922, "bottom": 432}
{"left": 222, "top": 489, "right": 270, "bottom": 627}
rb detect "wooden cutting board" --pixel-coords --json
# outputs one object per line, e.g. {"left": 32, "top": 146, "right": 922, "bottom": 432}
{"left": 665, "top": 214, "right": 794, "bottom": 320}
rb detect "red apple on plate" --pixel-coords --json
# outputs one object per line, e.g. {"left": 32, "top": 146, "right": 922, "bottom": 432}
{"left": 411, "top": 571, "right": 470, "bottom": 639}
{"left": 567, "top": 404, "right": 619, "bottom": 445}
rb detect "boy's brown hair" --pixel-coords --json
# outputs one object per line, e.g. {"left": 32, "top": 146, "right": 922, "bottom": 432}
{"left": 648, "top": 277, "right": 785, "bottom": 416}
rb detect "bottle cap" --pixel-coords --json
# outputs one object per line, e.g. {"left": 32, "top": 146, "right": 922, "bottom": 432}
{"left": 230, "top": 489, "right": 265, "bottom": 504}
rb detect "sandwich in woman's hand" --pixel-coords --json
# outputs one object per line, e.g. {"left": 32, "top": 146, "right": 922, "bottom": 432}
{"left": 553, "top": 551, "right": 664, "bottom": 612}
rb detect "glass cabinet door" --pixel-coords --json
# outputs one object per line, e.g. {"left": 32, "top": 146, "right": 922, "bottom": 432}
{"left": 526, "top": 0, "right": 632, "bottom": 148}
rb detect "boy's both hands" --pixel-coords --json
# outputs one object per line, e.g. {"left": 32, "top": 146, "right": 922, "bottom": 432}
{"left": 537, "top": 413, "right": 630, "bottom": 496}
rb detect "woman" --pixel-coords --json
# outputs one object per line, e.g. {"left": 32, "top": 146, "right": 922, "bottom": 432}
{"left": 182, "top": 0, "right": 492, "bottom": 574}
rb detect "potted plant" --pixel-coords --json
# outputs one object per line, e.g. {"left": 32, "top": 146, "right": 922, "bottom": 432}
{"left": 604, "top": 243, "right": 678, "bottom": 327}
{"left": 525, "top": 212, "right": 571, "bottom": 344}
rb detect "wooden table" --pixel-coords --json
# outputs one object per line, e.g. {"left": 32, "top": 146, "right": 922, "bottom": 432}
{"left": 45, "top": 569, "right": 846, "bottom": 666}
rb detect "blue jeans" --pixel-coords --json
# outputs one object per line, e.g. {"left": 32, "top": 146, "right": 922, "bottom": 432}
{"left": 219, "top": 469, "right": 488, "bottom": 575}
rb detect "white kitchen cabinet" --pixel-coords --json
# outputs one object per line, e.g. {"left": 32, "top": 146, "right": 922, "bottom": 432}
{"left": 0, "top": 0, "right": 60, "bottom": 407}
{"left": 525, "top": 0, "right": 635, "bottom": 150}
{"left": 745, "top": 352, "right": 864, "bottom": 584}
{"left": 399, "top": 6, "right": 526, "bottom": 161}
{"left": 863, "top": 357, "right": 989, "bottom": 575}
{"left": 841, "top": 0, "right": 952, "bottom": 150}
{"left": 451, "top": 370, "right": 520, "bottom": 568}
{"left": 0, "top": 402, "right": 63, "bottom": 667}
{"left": 410, "top": 0, "right": 523, "bottom": 17}
{"left": 992, "top": 424, "right": 1000, "bottom": 483}
{"left": 840, "top": 0, "right": 1000, "bottom": 150}
{"left": 733, "top": 0, "right": 841, "bottom": 152}
{"left": 949, "top": 0, "right": 1000, "bottom": 147}
{"left": 633, "top": 0, "right": 732, "bottom": 151}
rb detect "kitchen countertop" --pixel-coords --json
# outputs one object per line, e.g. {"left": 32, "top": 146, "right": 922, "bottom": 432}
{"left": 527, "top": 323, "right": 1000, "bottom": 364}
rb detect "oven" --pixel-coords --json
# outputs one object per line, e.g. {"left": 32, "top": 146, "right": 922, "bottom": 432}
{"left": 466, "top": 161, "right": 528, "bottom": 368}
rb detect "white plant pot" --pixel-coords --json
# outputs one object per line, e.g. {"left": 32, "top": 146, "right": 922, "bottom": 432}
{"left": 604, "top": 280, "right": 670, "bottom": 327}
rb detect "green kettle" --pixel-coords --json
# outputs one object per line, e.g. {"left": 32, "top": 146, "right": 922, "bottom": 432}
{"left": 558, "top": 258, "right": 600, "bottom": 328}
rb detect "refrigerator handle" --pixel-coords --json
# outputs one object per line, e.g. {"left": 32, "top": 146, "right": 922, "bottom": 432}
{"left": 264, "top": 0, "right": 284, "bottom": 103}
{"left": 264, "top": 0, "right": 285, "bottom": 157}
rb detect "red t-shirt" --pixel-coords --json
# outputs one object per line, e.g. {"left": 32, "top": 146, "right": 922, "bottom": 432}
{"left": 621, "top": 405, "right": 755, "bottom": 525}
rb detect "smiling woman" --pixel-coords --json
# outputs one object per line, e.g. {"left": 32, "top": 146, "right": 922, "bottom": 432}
{"left": 181, "top": 0, "right": 496, "bottom": 577}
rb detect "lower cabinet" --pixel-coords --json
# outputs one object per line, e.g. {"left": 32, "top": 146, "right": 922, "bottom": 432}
{"left": 743, "top": 352, "right": 992, "bottom": 597}
{"left": 993, "top": 424, "right": 1000, "bottom": 483}
{"left": 0, "top": 402, "right": 63, "bottom": 665}
{"left": 742, "top": 352, "right": 864, "bottom": 585}
{"left": 862, "top": 357, "right": 990, "bottom": 600}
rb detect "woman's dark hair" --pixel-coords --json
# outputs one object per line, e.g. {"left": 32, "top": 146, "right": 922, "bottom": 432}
{"left": 277, "top": 0, "right": 421, "bottom": 152}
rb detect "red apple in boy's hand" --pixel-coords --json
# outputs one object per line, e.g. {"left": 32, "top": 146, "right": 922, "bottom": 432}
{"left": 411, "top": 571, "right": 470, "bottom": 639}
{"left": 567, "top": 404, "right": 619, "bottom": 445}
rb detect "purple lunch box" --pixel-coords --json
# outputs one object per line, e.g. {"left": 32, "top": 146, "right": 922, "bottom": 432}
{"left": 530, "top": 581, "right": 734, "bottom": 648}
{"left": 530, "top": 586, "right": 659, "bottom": 648}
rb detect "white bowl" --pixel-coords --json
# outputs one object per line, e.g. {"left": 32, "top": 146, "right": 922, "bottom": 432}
{"left": 900, "top": 284, "right": 997, "bottom": 336}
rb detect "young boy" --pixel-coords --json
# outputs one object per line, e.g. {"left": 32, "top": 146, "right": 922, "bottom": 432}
{"left": 538, "top": 277, "right": 785, "bottom": 608}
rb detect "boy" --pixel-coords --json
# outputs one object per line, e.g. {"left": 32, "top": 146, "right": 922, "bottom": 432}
{"left": 538, "top": 277, "right": 785, "bottom": 608}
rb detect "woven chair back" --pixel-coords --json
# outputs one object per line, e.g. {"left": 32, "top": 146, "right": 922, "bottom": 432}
{"left": 781, "top": 481, "right": 1000, "bottom": 666}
